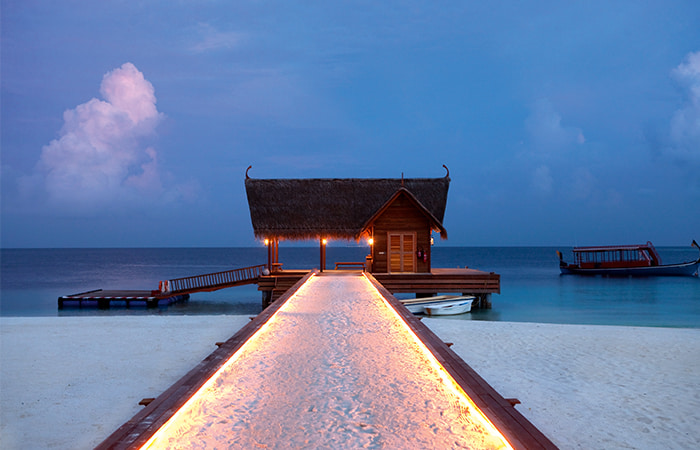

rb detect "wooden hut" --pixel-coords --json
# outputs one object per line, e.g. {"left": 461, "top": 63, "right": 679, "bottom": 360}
{"left": 245, "top": 166, "right": 499, "bottom": 307}
{"left": 245, "top": 167, "right": 449, "bottom": 273}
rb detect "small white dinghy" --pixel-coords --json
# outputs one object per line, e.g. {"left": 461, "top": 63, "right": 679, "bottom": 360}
{"left": 400, "top": 295, "right": 475, "bottom": 316}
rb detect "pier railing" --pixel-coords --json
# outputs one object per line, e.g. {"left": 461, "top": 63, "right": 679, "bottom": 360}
{"left": 167, "top": 264, "right": 267, "bottom": 294}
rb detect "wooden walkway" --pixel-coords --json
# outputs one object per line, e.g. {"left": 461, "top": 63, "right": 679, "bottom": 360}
{"left": 97, "top": 272, "right": 556, "bottom": 449}
{"left": 166, "top": 264, "right": 266, "bottom": 294}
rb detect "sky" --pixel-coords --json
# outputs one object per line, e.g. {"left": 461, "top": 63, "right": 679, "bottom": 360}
{"left": 1, "top": 1, "right": 699, "bottom": 248}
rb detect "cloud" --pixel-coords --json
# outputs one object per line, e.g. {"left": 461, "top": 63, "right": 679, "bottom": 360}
{"left": 525, "top": 99, "right": 585, "bottom": 158}
{"left": 667, "top": 50, "right": 700, "bottom": 165}
{"left": 522, "top": 99, "right": 586, "bottom": 194}
{"left": 190, "top": 23, "right": 245, "bottom": 53}
{"left": 30, "top": 63, "right": 166, "bottom": 209}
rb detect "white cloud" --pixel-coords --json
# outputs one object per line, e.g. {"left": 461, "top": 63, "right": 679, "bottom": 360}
{"left": 522, "top": 99, "right": 586, "bottom": 195}
{"left": 32, "top": 63, "right": 166, "bottom": 209}
{"left": 525, "top": 98, "right": 585, "bottom": 157}
{"left": 190, "top": 23, "right": 245, "bottom": 53}
{"left": 667, "top": 51, "right": 700, "bottom": 164}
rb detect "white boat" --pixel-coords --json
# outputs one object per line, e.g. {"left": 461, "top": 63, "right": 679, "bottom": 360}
{"left": 400, "top": 295, "right": 475, "bottom": 316}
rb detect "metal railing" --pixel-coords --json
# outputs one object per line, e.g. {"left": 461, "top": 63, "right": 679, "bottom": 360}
{"left": 167, "top": 264, "right": 266, "bottom": 293}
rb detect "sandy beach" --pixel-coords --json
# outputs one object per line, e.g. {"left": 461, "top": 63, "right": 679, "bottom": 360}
{"left": 2, "top": 315, "right": 699, "bottom": 449}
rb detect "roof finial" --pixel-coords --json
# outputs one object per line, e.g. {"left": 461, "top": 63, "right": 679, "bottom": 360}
{"left": 443, "top": 164, "right": 450, "bottom": 178}
{"left": 245, "top": 165, "right": 252, "bottom": 179}
{"left": 401, "top": 172, "right": 404, "bottom": 186}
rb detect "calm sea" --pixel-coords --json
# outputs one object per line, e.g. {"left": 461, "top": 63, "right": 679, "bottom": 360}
{"left": 1, "top": 247, "right": 699, "bottom": 327}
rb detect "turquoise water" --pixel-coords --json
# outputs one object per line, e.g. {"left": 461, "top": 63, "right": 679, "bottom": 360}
{"left": 1, "top": 247, "right": 698, "bottom": 327}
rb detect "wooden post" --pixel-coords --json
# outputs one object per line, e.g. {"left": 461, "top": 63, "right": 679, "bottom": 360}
{"left": 266, "top": 239, "right": 272, "bottom": 272}
{"left": 320, "top": 238, "right": 326, "bottom": 272}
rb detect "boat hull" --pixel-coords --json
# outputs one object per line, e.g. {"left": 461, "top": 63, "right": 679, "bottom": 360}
{"left": 425, "top": 300, "right": 473, "bottom": 315}
{"left": 401, "top": 295, "right": 475, "bottom": 315}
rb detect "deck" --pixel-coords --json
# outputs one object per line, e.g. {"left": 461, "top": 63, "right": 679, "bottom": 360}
{"left": 58, "top": 265, "right": 266, "bottom": 309}
{"left": 96, "top": 272, "right": 555, "bottom": 449}
{"left": 57, "top": 290, "right": 189, "bottom": 309}
{"left": 259, "top": 267, "right": 500, "bottom": 308}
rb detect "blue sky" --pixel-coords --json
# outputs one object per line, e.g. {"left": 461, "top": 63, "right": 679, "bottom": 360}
{"left": 2, "top": 1, "right": 699, "bottom": 248}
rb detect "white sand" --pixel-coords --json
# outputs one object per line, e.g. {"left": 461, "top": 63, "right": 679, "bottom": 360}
{"left": 1, "top": 315, "right": 699, "bottom": 449}
{"left": 0, "top": 315, "right": 253, "bottom": 449}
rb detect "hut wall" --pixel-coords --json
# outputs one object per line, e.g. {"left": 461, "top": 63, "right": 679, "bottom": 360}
{"left": 371, "top": 196, "right": 432, "bottom": 273}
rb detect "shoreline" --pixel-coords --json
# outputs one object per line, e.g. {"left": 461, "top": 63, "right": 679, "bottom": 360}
{"left": 2, "top": 316, "right": 699, "bottom": 449}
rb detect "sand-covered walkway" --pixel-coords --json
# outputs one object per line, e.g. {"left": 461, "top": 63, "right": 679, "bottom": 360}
{"left": 137, "top": 274, "right": 509, "bottom": 448}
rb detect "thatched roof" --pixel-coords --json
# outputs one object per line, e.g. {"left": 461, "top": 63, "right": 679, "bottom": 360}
{"left": 245, "top": 175, "right": 450, "bottom": 241}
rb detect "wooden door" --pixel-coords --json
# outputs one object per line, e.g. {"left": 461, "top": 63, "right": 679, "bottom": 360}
{"left": 388, "top": 232, "right": 415, "bottom": 273}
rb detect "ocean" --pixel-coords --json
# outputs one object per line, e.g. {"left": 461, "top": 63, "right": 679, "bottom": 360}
{"left": 1, "top": 246, "right": 699, "bottom": 327}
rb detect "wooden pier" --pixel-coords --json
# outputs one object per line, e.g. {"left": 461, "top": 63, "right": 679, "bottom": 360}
{"left": 259, "top": 267, "right": 500, "bottom": 309}
{"left": 96, "top": 272, "right": 555, "bottom": 449}
{"left": 58, "top": 265, "right": 266, "bottom": 309}
{"left": 58, "top": 290, "right": 189, "bottom": 309}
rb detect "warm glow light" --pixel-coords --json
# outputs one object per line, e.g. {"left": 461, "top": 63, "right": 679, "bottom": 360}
{"left": 139, "top": 273, "right": 512, "bottom": 449}
{"left": 368, "top": 238, "right": 374, "bottom": 245}
{"left": 322, "top": 238, "right": 327, "bottom": 245}
{"left": 362, "top": 273, "right": 514, "bottom": 450}
{"left": 140, "top": 274, "right": 317, "bottom": 449}
{"left": 264, "top": 238, "right": 269, "bottom": 246}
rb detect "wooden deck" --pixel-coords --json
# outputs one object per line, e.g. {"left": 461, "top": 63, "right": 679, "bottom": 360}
{"left": 373, "top": 268, "right": 500, "bottom": 294}
{"left": 259, "top": 267, "right": 500, "bottom": 309}
{"left": 57, "top": 290, "right": 189, "bottom": 309}
{"left": 96, "top": 271, "right": 555, "bottom": 449}
{"left": 58, "top": 265, "right": 265, "bottom": 310}
{"left": 257, "top": 270, "right": 309, "bottom": 307}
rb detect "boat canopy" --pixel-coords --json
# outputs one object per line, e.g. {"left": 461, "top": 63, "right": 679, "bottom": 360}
{"left": 572, "top": 241, "right": 662, "bottom": 267}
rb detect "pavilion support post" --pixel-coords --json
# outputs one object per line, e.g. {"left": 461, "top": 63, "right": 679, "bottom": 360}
{"left": 320, "top": 238, "right": 327, "bottom": 272}
{"left": 266, "top": 239, "right": 272, "bottom": 272}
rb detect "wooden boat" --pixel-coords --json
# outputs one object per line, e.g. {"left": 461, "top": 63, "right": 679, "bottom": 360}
{"left": 400, "top": 295, "right": 475, "bottom": 315}
{"left": 557, "top": 240, "right": 700, "bottom": 277}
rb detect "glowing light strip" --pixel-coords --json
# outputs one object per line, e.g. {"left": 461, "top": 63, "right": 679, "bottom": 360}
{"left": 141, "top": 272, "right": 512, "bottom": 449}
{"left": 139, "top": 273, "right": 316, "bottom": 449}
{"left": 361, "top": 273, "right": 514, "bottom": 450}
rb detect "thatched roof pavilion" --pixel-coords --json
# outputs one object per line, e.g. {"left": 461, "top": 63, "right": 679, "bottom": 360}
{"left": 245, "top": 171, "right": 450, "bottom": 242}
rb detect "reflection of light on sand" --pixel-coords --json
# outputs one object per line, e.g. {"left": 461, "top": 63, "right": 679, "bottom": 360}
{"left": 141, "top": 274, "right": 513, "bottom": 449}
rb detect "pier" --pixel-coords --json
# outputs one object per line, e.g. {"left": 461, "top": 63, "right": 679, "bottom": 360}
{"left": 97, "top": 272, "right": 556, "bottom": 449}
{"left": 258, "top": 267, "right": 500, "bottom": 308}
{"left": 58, "top": 265, "right": 266, "bottom": 309}
{"left": 58, "top": 290, "right": 189, "bottom": 309}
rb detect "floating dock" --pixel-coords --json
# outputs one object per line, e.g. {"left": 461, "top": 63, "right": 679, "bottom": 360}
{"left": 58, "top": 290, "right": 189, "bottom": 309}
{"left": 97, "top": 271, "right": 556, "bottom": 449}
